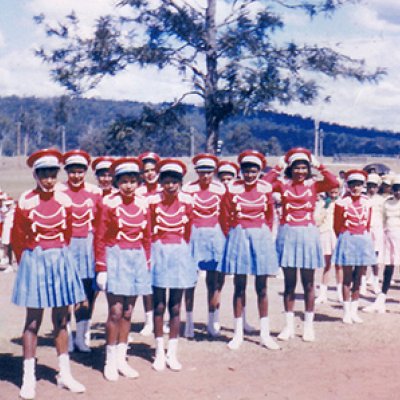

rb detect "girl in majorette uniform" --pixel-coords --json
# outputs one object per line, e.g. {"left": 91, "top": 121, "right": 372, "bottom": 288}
{"left": 360, "top": 173, "right": 385, "bottom": 295}
{"left": 216, "top": 160, "right": 257, "bottom": 334}
{"left": 364, "top": 176, "right": 400, "bottom": 313}
{"left": 182, "top": 154, "right": 226, "bottom": 338}
{"left": 92, "top": 156, "right": 116, "bottom": 197}
{"left": 95, "top": 157, "right": 151, "bottom": 381}
{"left": 315, "top": 185, "right": 344, "bottom": 304}
{"left": 264, "top": 148, "right": 338, "bottom": 342}
{"left": 60, "top": 150, "right": 102, "bottom": 352}
{"left": 135, "top": 152, "right": 162, "bottom": 337}
{"left": 148, "top": 159, "right": 196, "bottom": 371}
{"left": 12, "top": 149, "right": 86, "bottom": 399}
{"left": 333, "top": 170, "right": 376, "bottom": 324}
{"left": 220, "top": 150, "right": 280, "bottom": 351}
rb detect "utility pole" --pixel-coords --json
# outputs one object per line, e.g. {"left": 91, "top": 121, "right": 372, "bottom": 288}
{"left": 16, "top": 121, "right": 21, "bottom": 156}
{"left": 314, "top": 118, "right": 320, "bottom": 157}
{"left": 61, "top": 125, "right": 66, "bottom": 153}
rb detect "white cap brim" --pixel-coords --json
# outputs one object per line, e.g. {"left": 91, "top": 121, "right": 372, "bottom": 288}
{"left": 288, "top": 153, "right": 309, "bottom": 165}
{"left": 347, "top": 173, "right": 366, "bottom": 182}
{"left": 95, "top": 161, "right": 112, "bottom": 171}
{"left": 218, "top": 165, "right": 237, "bottom": 175}
{"left": 159, "top": 163, "right": 184, "bottom": 174}
{"left": 195, "top": 158, "right": 217, "bottom": 170}
{"left": 240, "top": 155, "right": 262, "bottom": 168}
{"left": 114, "top": 162, "right": 140, "bottom": 176}
{"left": 64, "top": 155, "right": 88, "bottom": 167}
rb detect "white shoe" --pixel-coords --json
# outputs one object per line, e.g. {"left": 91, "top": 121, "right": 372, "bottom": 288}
{"left": 166, "top": 354, "right": 182, "bottom": 371}
{"left": 302, "top": 324, "right": 315, "bottom": 342}
{"left": 56, "top": 373, "right": 86, "bottom": 393}
{"left": 372, "top": 277, "right": 381, "bottom": 295}
{"left": 207, "top": 324, "right": 220, "bottom": 338}
{"left": 2, "top": 265, "right": 13, "bottom": 273}
{"left": 140, "top": 322, "right": 153, "bottom": 337}
{"left": 315, "top": 285, "right": 328, "bottom": 304}
{"left": 342, "top": 302, "right": 353, "bottom": 324}
{"left": 104, "top": 345, "right": 118, "bottom": 381}
{"left": 152, "top": 352, "right": 166, "bottom": 372}
{"left": 277, "top": 326, "right": 295, "bottom": 341}
{"left": 227, "top": 335, "right": 243, "bottom": 350}
{"left": 363, "top": 293, "right": 386, "bottom": 314}
{"left": 118, "top": 362, "right": 139, "bottom": 379}
{"left": 20, "top": 379, "right": 36, "bottom": 399}
{"left": 104, "top": 364, "right": 119, "bottom": 381}
{"left": 260, "top": 334, "right": 280, "bottom": 350}
{"left": 351, "top": 301, "right": 363, "bottom": 324}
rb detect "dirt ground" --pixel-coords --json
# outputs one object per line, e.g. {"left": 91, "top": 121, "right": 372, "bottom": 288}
{"left": 1, "top": 266, "right": 400, "bottom": 400}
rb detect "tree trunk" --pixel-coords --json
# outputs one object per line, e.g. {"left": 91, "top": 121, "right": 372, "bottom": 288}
{"left": 205, "top": 0, "right": 219, "bottom": 154}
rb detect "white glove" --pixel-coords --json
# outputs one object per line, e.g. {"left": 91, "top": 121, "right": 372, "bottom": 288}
{"left": 311, "top": 154, "right": 321, "bottom": 169}
{"left": 96, "top": 272, "right": 108, "bottom": 291}
{"left": 277, "top": 156, "right": 287, "bottom": 170}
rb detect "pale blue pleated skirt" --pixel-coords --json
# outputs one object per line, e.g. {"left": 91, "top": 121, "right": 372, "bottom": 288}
{"left": 333, "top": 231, "right": 377, "bottom": 267}
{"left": 276, "top": 224, "right": 324, "bottom": 269}
{"left": 105, "top": 245, "right": 152, "bottom": 296}
{"left": 190, "top": 225, "right": 226, "bottom": 271}
{"left": 219, "top": 225, "right": 279, "bottom": 276}
{"left": 70, "top": 233, "right": 95, "bottom": 279}
{"left": 12, "top": 247, "right": 86, "bottom": 308}
{"left": 151, "top": 240, "right": 197, "bottom": 289}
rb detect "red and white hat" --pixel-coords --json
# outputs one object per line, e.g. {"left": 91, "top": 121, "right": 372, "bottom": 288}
{"left": 92, "top": 156, "right": 114, "bottom": 172}
{"left": 217, "top": 160, "right": 239, "bottom": 177}
{"left": 138, "top": 152, "right": 161, "bottom": 165}
{"left": 63, "top": 149, "right": 91, "bottom": 168}
{"left": 367, "top": 173, "right": 381, "bottom": 185}
{"left": 345, "top": 169, "right": 368, "bottom": 183}
{"left": 192, "top": 153, "right": 218, "bottom": 171}
{"left": 157, "top": 158, "right": 187, "bottom": 176}
{"left": 111, "top": 157, "right": 142, "bottom": 177}
{"left": 284, "top": 147, "right": 312, "bottom": 166}
{"left": 27, "top": 148, "right": 62, "bottom": 170}
{"left": 238, "top": 150, "right": 266, "bottom": 170}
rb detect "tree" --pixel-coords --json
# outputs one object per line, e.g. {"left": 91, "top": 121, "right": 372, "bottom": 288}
{"left": 35, "top": 0, "right": 386, "bottom": 154}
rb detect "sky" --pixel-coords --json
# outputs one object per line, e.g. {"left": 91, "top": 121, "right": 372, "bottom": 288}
{"left": 0, "top": 0, "right": 400, "bottom": 132}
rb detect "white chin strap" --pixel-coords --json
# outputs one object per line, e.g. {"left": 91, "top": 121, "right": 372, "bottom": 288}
{"left": 147, "top": 174, "right": 159, "bottom": 185}
{"left": 33, "top": 171, "right": 55, "bottom": 193}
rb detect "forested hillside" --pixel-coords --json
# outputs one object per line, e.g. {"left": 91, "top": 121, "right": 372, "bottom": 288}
{"left": 0, "top": 96, "right": 398, "bottom": 157}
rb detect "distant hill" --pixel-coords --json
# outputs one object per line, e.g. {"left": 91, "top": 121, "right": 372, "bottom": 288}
{"left": 0, "top": 95, "right": 398, "bottom": 156}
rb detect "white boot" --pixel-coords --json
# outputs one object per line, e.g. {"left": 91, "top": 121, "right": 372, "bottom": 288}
{"left": 152, "top": 337, "right": 166, "bottom": 372}
{"left": 302, "top": 312, "right": 315, "bottom": 342}
{"left": 166, "top": 338, "right": 182, "bottom": 371}
{"left": 315, "top": 284, "right": 328, "bottom": 304}
{"left": 140, "top": 311, "right": 154, "bottom": 337}
{"left": 207, "top": 312, "right": 220, "bottom": 337}
{"left": 228, "top": 317, "right": 244, "bottom": 350}
{"left": 117, "top": 343, "right": 139, "bottom": 379}
{"left": 20, "top": 358, "right": 36, "bottom": 400}
{"left": 360, "top": 276, "right": 367, "bottom": 296}
{"left": 57, "top": 353, "right": 86, "bottom": 393}
{"left": 75, "top": 320, "right": 91, "bottom": 352}
{"left": 342, "top": 301, "right": 352, "bottom": 324}
{"left": 84, "top": 319, "right": 91, "bottom": 347}
{"left": 372, "top": 275, "right": 381, "bottom": 295}
{"left": 259, "top": 317, "right": 280, "bottom": 350}
{"left": 104, "top": 345, "right": 119, "bottom": 381}
{"left": 67, "top": 323, "right": 74, "bottom": 353}
{"left": 363, "top": 293, "right": 386, "bottom": 314}
{"left": 243, "top": 307, "right": 256, "bottom": 334}
{"left": 336, "top": 284, "right": 343, "bottom": 303}
{"left": 351, "top": 300, "right": 363, "bottom": 323}
{"left": 184, "top": 312, "right": 194, "bottom": 338}
{"left": 277, "top": 312, "right": 295, "bottom": 341}
{"left": 213, "top": 308, "right": 221, "bottom": 333}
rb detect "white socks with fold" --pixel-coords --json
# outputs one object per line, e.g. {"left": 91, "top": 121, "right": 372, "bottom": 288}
{"left": 277, "top": 312, "right": 295, "bottom": 341}
{"left": 20, "top": 358, "right": 36, "bottom": 400}
{"left": 315, "top": 284, "right": 328, "bottom": 304}
{"left": 303, "top": 312, "right": 315, "bottom": 342}
{"left": 152, "top": 337, "right": 166, "bottom": 371}
{"left": 184, "top": 312, "right": 194, "bottom": 338}
{"left": 351, "top": 300, "right": 363, "bottom": 323}
{"left": 140, "top": 311, "right": 154, "bottom": 337}
{"left": 207, "top": 312, "right": 220, "bottom": 337}
{"left": 166, "top": 338, "right": 182, "bottom": 371}
{"left": 104, "top": 345, "right": 118, "bottom": 381}
{"left": 213, "top": 309, "right": 221, "bottom": 332}
{"left": 57, "top": 353, "right": 85, "bottom": 393}
{"left": 228, "top": 317, "right": 244, "bottom": 350}
{"left": 336, "top": 284, "right": 343, "bottom": 303}
{"left": 117, "top": 342, "right": 139, "bottom": 379}
{"left": 75, "top": 320, "right": 91, "bottom": 352}
{"left": 260, "top": 317, "right": 280, "bottom": 350}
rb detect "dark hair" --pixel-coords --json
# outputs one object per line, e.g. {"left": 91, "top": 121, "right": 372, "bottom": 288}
{"left": 285, "top": 160, "right": 311, "bottom": 179}
{"left": 65, "top": 163, "right": 88, "bottom": 172}
{"left": 159, "top": 170, "right": 183, "bottom": 184}
{"left": 240, "top": 162, "right": 261, "bottom": 172}
{"left": 392, "top": 184, "right": 400, "bottom": 191}
{"left": 35, "top": 167, "right": 60, "bottom": 177}
{"left": 95, "top": 168, "right": 110, "bottom": 177}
